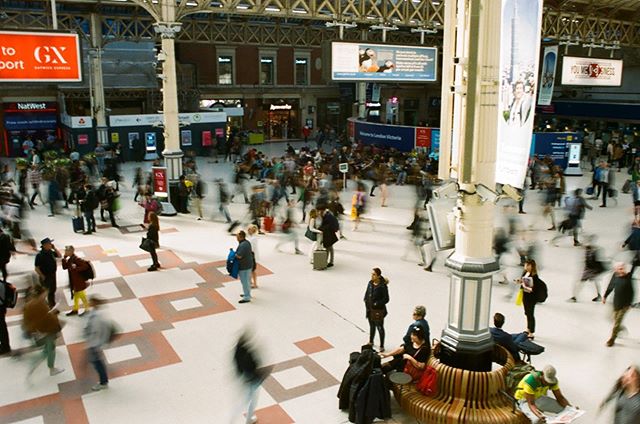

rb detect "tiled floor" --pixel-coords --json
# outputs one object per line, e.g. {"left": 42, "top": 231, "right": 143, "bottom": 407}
{"left": 0, "top": 157, "right": 638, "bottom": 423}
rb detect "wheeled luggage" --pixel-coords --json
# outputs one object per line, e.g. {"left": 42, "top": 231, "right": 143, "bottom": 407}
{"left": 313, "top": 249, "right": 328, "bottom": 270}
{"left": 72, "top": 216, "right": 84, "bottom": 233}
{"left": 263, "top": 216, "right": 275, "bottom": 232}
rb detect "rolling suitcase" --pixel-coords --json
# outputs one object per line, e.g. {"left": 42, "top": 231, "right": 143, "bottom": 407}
{"left": 313, "top": 249, "right": 328, "bottom": 270}
{"left": 72, "top": 216, "right": 84, "bottom": 233}
{"left": 263, "top": 216, "right": 275, "bottom": 232}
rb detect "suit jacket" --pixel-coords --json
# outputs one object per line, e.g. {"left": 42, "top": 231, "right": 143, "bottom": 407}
{"left": 320, "top": 211, "right": 339, "bottom": 248}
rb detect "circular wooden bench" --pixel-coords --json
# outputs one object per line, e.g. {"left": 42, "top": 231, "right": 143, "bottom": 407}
{"left": 392, "top": 344, "right": 528, "bottom": 423}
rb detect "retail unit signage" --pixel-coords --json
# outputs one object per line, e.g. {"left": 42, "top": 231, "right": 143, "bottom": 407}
{"left": 109, "top": 112, "right": 226, "bottom": 127}
{"left": 0, "top": 31, "right": 81, "bottom": 82}
{"left": 561, "top": 56, "right": 623, "bottom": 86}
{"left": 331, "top": 42, "right": 437, "bottom": 82}
{"left": 495, "top": 0, "right": 544, "bottom": 189}
{"left": 269, "top": 104, "right": 292, "bottom": 111}
{"left": 61, "top": 113, "right": 93, "bottom": 129}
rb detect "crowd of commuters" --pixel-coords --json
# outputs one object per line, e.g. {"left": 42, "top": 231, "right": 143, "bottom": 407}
{"left": 0, "top": 130, "right": 638, "bottom": 423}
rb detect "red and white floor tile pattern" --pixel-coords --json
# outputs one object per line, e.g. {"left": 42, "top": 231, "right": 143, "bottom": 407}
{"left": 0, "top": 243, "right": 351, "bottom": 424}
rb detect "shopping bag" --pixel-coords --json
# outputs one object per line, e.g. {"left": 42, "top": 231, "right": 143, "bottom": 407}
{"left": 515, "top": 288, "right": 524, "bottom": 306}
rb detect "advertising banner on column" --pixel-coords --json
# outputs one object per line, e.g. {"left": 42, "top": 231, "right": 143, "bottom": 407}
{"left": 0, "top": 31, "right": 82, "bottom": 82}
{"left": 537, "top": 46, "right": 558, "bottom": 106}
{"left": 152, "top": 167, "right": 168, "bottom": 198}
{"left": 496, "top": 0, "right": 544, "bottom": 188}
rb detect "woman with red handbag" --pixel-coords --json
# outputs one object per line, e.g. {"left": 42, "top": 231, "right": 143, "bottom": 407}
{"left": 380, "top": 326, "right": 430, "bottom": 379}
{"left": 364, "top": 268, "right": 389, "bottom": 352}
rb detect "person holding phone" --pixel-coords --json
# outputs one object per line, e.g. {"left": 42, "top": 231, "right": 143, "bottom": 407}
{"left": 517, "top": 259, "right": 542, "bottom": 340}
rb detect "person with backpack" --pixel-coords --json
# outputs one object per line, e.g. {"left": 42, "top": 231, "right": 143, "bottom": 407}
{"left": 81, "top": 183, "right": 98, "bottom": 235}
{"left": 552, "top": 188, "right": 592, "bottom": 247}
{"left": 0, "top": 228, "right": 16, "bottom": 281}
{"left": 84, "top": 296, "right": 112, "bottom": 391}
{"left": 62, "top": 245, "right": 91, "bottom": 317}
{"left": 514, "top": 365, "right": 573, "bottom": 423}
{"left": 517, "top": 259, "right": 547, "bottom": 341}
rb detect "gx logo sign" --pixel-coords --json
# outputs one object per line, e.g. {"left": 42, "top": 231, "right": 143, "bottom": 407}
{"left": 33, "top": 46, "right": 68, "bottom": 65}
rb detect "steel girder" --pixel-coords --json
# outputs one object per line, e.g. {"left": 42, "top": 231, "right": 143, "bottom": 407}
{"left": 0, "top": 1, "right": 638, "bottom": 47}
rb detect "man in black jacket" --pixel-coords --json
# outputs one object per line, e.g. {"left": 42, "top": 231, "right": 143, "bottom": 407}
{"left": 318, "top": 206, "right": 339, "bottom": 268}
{"left": 232, "top": 331, "right": 269, "bottom": 424}
{"left": 81, "top": 184, "right": 98, "bottom": 235}
{"left": 603, "top": 262, "right": 635, "bottom": 347}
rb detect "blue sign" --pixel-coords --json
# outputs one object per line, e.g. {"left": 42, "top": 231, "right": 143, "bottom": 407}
{"left": 5, "top": 113, "right": 57, "bottom": 130}
{"left": 332, "top": 42, "right": 437, "bottom": 82}
{"left": 354, "top": 120, "right": 415, "bottom": 151}
{"left": 431, "top": 129, "right": 440, "bottom": 154}
{"left": 532, "top": 132, "right": 581, "bottom": 169}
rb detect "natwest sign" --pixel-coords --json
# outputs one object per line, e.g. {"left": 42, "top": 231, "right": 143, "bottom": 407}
{"left": 561, "top": 56, "right": 623, "bottom": 86}
{"left": 0, "top": 31, "right": 82, "bottom": 82}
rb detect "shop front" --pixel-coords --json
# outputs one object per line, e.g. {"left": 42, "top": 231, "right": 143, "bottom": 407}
{"left": 2, "top": 102, "right": 59, "bottom": 157}
{"left": 263, "top": 100, "right": 300, "bottom": 140}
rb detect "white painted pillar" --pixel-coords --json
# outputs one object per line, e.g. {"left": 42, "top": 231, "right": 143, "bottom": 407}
{"left": 155, "top": 0, "right": 183, "bottom": 180}
{"left": 90, "top": 13, "right": 108, "bottom": 146}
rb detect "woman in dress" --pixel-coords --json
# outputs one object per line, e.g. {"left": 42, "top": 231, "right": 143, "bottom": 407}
{"left": 306, "top": 209, "right": 323, "bottom": 264}
{"left": 247, "top": 225, "right": 260, "bottom": 288}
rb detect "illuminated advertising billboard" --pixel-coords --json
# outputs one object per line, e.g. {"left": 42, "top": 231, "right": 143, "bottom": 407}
{"left": 0, "top": 31, "right": 81, "bottom": 82}
{"left": 331, "top": 42, "right": 437, "bottom": 82}
{"left": 561, "top": 56, "right": 623, "bottom": 86}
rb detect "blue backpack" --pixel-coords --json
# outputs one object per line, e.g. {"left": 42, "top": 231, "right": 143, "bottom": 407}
{"left": 226, "top": 249, "right": 239, "bottom": 279}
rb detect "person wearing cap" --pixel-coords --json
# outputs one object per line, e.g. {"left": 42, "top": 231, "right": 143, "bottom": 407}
{"left": 514, "top": 365, "right": 573, "bottom": 423}
{"left": 402, "top": 305, "right": 430, "bottom": 346}
{"left": 34, "top": 238, "right": 61, "bottom": 309}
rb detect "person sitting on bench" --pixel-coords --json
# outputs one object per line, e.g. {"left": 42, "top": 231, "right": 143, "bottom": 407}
{"left": 490, "top": 312, "right": 528, "bottom": 361}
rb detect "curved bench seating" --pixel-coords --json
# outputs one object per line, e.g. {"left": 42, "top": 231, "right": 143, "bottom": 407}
{"left": 392, "top": 344, "right": 529, "bottom": 423}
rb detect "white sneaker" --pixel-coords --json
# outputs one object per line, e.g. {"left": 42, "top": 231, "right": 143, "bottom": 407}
{"left": 49, "top": 367, "right": 64, "bottom": 376}
{"left": 91, "top": 383, "right": 108, "bottom": 391}
{"left": 248, "top": 416, "right": 258, "bottom": 424}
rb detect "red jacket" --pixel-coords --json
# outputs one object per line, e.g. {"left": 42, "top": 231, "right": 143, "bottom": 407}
{"left": 62, "top": 255, "right": 90, "bottom": 292}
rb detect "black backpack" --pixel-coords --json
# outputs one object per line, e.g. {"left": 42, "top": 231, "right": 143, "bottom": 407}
{"left": 81, "top": 260, "right": 95, "bottom": 281}
{"left": 535, "top": 279, "right": 548, "bottom": 303}
{"left": 0, "top": 281, "right": 18, "bottom": 308}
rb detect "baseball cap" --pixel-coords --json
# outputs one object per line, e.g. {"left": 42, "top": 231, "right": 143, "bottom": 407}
{"left": 543, "top": 365, "right": 558, "bottom": 385}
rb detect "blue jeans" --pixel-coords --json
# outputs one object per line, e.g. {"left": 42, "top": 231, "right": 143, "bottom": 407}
{"left": 238, "top": 269, "right": 252, "bottom": 300}
{"left": 89, "top": 347, "right": 108, "bottom": 385}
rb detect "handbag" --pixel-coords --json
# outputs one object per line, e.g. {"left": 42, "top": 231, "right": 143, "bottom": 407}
{"left": 139, "top": 237, "right": 154, "bottom": 252}
{"left": 403, "top": 359, "right": 424, "bottom": 382}
{"left": 368, "top": 308, "right": 385, "bottom": 322}
{"left": 305, "top": 227, "right": 317, "bottom": 241}
{"left": 416, "top": 365, "right": 438, "bottom": 396}
{"left": 515, "top": 288, "right": 524, "bottom": 306}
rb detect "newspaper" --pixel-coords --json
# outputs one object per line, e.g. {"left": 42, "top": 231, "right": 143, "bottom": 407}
{"left": 545, "top": 407, "right": 585, "bottom": 423}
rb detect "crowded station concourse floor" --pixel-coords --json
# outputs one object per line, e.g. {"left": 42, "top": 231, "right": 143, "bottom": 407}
{"left": 0, "top": 154, "right": 638, "bottom": 423}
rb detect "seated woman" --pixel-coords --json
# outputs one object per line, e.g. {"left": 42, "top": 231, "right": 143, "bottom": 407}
{"left": 379, "top": 326, "right": 430, "bottom": 375}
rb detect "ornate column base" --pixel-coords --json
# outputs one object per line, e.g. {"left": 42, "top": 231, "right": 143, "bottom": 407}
{"left": 164, "top": 150, "right": 183, "bottom": 212}
{"left": 440, "top": 254, "right": 499, "bottom": 372}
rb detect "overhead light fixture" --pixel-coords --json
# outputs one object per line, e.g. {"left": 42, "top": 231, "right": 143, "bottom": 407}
{"left": 292, "top": 8, "right": 307, "bottom": 14}
{"left": 265, "top": 6, "right": 280, "bottom": 12}
{"left": 236, "top": 4, "right": 249, "bottom": 10}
